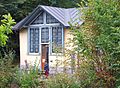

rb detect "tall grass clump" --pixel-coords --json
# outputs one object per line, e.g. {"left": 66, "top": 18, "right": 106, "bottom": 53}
{"left": 45, "top": 73, "right": 81, "bottom": 88}
{"left": 0, "top": 50, "right": 19, "bottom": 88}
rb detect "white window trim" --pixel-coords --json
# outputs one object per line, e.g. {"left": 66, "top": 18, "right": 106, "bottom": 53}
{"left": 28, "top": 27, "right": 40, "bottom": 55}
{"left": 28, "top": 26, "right": 64, "bottom": 56}
{"left": 41, "top": 26, "right": 50, "bottom": 44}
{"left": 29, "top": 12, "right": 44, "bottom": 25}
{"left": 29, "top": 23, "right": 61, "bottom": 27}
{"left": 51, "top": 26, "right": 64, "bottom": 55}
{"left": 28, "top": 11, "right": 64, "bottom": 56}
{"left": 29, "top": 11, "right": 61, "bottom": 26}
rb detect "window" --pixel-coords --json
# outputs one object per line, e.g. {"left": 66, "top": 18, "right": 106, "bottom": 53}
{"left": 30, "top": 12, "right": 59, "bottom": 25}
{"left": 46, "top": 13, "right": 59, "bottom": 24}
{"left": 28, "top": 11, "right": 64, "bottom": 54}
{"left": 52, "top": 26, "right": 62, "bottom": 53}
{"left": 29, "top": 27, "right": 39, "bottom": 53}
{"left": 41, "top": 27, "right": 49, "bottom": 43}
{"left": 31, "top": 12, "right": 43, "bottom": 24}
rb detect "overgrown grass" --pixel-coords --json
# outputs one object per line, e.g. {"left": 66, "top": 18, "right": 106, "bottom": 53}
{"left": 46, "top": 73, "right": 81, "bottom": 88}
{"left": 0, "top": 50, "right": 18, "bottom": 88}
{"left": 0, "top": 50, "right": 90, "bottom": 88}
{"left": 1, "top": 50, "right": 117, "bottom": 88}
{"left": 0, "top": 50, "right": 41, "bottom": 88}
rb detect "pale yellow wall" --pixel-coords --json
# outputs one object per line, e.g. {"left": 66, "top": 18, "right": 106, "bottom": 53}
{"left": 64, "top": 29, "right": 73, "bottom": 49}
{"left": 20, "top": 29, "right": 41, "bottom": 69}
{"left": 19, "top": 28, "right": 73, "bottom": 70}
{"left": 64, "top": 28, "right": 74, "bottom": 66}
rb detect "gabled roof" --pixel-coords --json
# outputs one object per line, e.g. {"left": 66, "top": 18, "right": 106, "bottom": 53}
{"left": 13, "top": 5, "right": 83, "bottom": 30}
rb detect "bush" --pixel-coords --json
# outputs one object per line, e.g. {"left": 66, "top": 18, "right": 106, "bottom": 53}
{"left": 17, "top": 70, "right": 39, "bottom": 88}
{"left": 0, "top": 50, "right": 19, "bottom": 88}
{"left": 46, "top": 73, "right": 81, "bottom": 88}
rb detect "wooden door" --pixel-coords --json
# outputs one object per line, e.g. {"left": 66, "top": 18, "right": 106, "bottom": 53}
{"left": 41, "top": 44, "right": 49, "bottom": 70}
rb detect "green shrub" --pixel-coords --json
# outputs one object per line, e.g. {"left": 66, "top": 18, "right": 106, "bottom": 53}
{"left": 15, "top": 59, "right": 41, "bottom": 88}
{"left": 18, "top": 70, "right": 39, "bottom": 88}
{"left": 46, "top": 73, "right": 81, "bottom": 88}
{"left": 0, "top": 50, "right": 41, "bottom": 88}
{"left": 0, "top": 50, "right": 19, "bottom": 88}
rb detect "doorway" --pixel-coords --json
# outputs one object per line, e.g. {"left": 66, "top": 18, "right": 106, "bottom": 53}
{"left": 41, "top": 44, "right": 49, "bottom": 70}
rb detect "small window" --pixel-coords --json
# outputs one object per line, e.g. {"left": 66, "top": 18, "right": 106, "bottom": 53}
{"left": 41, "top": 27, "right": 49, "bottom": 43}
{"left": 46, "top": 13, "right": 59, "bottom": 24}
{"left": 31, "top": 12, "right": 43, "bottom": 24}
{"left": 30, "top": 28, "right": 39, "bottom": 53}
{"left": 52, "top": 26, "right": 62, "bottom": 53}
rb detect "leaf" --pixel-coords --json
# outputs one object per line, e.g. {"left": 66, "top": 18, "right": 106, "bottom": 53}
{"left": 0, "top": 13, "right": 16, "bottom": 46}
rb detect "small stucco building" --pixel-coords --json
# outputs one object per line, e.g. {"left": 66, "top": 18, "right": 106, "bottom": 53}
{"left": 13, "top": 5, "right": 82, "bottom": 73}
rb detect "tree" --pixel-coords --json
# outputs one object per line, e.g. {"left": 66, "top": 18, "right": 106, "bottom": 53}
{"left": 71, "top": 0, "right": 120, "bottom": 87}
{"left": 0, "top": 13, "right": 15, "bottom": 46}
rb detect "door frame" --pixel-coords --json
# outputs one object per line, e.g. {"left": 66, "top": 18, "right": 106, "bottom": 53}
{"left": 41, "top": 44, "right": 49, "bottom": 70}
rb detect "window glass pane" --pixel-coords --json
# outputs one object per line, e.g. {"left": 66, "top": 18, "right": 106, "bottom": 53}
{"left": 52, "top": 26, "right": 62, "bottom": 53}
{"left": 41, "top": 27, "right": 49, "bottom": 43}
{"left": 31, "top": 12, "right": 43, "bottom": 24}
{"left": 30, "top": 28, "right": 39, "bottom": 53}
{"left": 46, "top": 13, "right": 59, "bottom": 24}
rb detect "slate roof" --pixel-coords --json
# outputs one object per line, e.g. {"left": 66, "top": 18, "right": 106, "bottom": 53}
{"left": 13, "top": 5, "right": 83, "bottom": 30}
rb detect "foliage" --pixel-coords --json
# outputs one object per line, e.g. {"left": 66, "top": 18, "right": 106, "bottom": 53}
{"left": 16, "top": 58, "right": 41, "bottom": 88}
{"left": 0, "top": 50, "right": 18, "bottom": 88}
{"left": 70, "top": 0, "right": 120, "bottom": 87}
{"left": 17, "top": 70, "right": 39, "bottom": 88}
{"left": 46, "top": 73, "right": 81, "bottom": 88}
{"left": 0, "top": 13, "right": 15, "bottom": 46}
{"left": 49, "top": 0, "right": 88, "bottom": 8}
{"left": 73, "top": 59, "right": 96, "bottom": 88}
{"left": 0, "top": 50, "right": 40, "bottom": 88}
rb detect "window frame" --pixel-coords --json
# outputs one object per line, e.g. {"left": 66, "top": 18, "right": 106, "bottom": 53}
{"left": 51, "top": 26, "right": 64, "bottom": 55}
{"left": 46, "top": 12, "right": 59, "bottom": 24}
{"left": 41, "top": 27, "right": 49, "bottom": 43}
{"left": 30, "top": 12, "right": 44, "bottom": 25}
{"left": 28, "top": 11, "right": 64, "bottom": 55}
{"left": 28, "top": 26, "right": 40, "bottom": 55}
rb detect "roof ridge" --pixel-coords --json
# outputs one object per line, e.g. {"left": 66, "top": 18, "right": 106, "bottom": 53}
{"left": 38, "top": 5, "right": 79, "bottom": 9}
{"left": 39, "top": 5, "right": 66, "bottom": 9}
